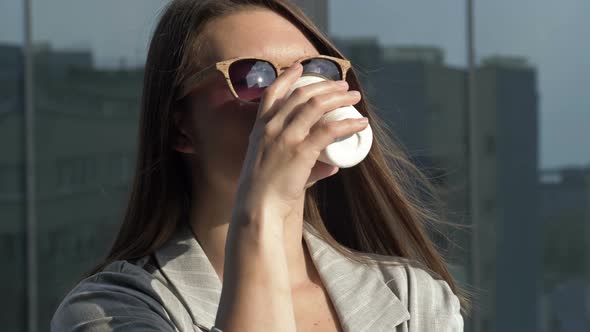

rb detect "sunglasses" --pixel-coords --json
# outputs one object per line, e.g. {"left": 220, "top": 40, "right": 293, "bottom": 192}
{"left": 176, "top": 55, "right": 351, "bottom": 103}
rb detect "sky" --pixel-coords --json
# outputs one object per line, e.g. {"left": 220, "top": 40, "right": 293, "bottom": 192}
{"left": 0, "top": 0, "right": 588, "bottom": 169}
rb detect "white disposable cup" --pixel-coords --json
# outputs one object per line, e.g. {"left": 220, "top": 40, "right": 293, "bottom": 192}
{"left": 287, "top": 75, "right": 373, "bottom": 168}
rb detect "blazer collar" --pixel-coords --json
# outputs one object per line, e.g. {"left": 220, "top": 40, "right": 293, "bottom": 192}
{"left": 155, "top": 221, "right": 410, "bottom": 331}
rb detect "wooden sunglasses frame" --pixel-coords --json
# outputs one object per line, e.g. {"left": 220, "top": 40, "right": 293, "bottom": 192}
{"left": 175, "top": 54, "right": 351, "bottom": 102}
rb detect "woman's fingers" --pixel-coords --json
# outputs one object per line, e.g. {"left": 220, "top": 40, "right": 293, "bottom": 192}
{"left": 239, "top": 62, "right": 368, "bottom": 220}
{"left": 266, "top": 79, "right": 349, "bottom": 133}
{"left": 299, "top": 117, "right": 369, "bottom": 156}
{"left": 256, "top": 63, "right": 303, "bottom": 120}
{"left": 281, "top": 89, "right": 361, "bottom": 142}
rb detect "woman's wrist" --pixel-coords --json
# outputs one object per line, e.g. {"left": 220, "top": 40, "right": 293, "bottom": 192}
{"left": 230, "top": 199, "right": 286, "bottom": 240}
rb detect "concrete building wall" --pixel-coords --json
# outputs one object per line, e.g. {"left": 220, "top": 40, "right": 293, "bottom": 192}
{"left": 291, "top": 0, "right": 329, "bottom": 34}
{"left": 478, "top": 58, "right": 540, "bottom": 332}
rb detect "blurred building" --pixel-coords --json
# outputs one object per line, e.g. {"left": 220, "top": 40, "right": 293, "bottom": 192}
{"left": 331, "top": 37, "right": 382, "bottom": 98}
{"left": 545, "top": 279, "right": 590, "bottom": 332}
{"left": 0, "top": 43, "right": 142, "bottom": 330}
{"left": 477, "top": 56, "right": 540, "bottom": 332}
{"left": 333, "top": 38, "right": 541, "bottom": 332}
{"left": 334, "top": 38, "right": 475, "bottom": 327}
{"left": 540, "top": 167, "right": 590, "bottom": 279}
{"left": 540, "top": 167, "right": 590, "bottom": 331}
{"left": 378, "top": 45, "right": 476, "bottom": 295}
{"left": 0, "top": 43, "right": 26, "bottom": 332}
{"left": 291, "top": 0, "right": 329, "bottom": 34}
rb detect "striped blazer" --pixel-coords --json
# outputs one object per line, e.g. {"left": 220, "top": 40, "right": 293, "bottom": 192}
{"left": 51, "top": 221, "right": 464, "bottom": 331}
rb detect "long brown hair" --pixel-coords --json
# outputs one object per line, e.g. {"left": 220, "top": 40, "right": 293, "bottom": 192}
{"left": 88, "top": 0, "right": 473, "bottom": 315}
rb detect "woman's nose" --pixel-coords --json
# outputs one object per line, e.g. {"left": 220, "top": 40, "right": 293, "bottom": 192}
{"left": 277, "top": 62, "right": 302, "bottom": 75}
{"left": 277, "top": 66, "right": 290, "bottom": 75}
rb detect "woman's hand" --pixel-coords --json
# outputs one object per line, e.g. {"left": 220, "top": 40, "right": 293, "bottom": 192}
{"left": 220, "top": 62, "right": 366, "bottom": 332}
{"left": 232, "top": 62, "right": 367, "bottom": 224}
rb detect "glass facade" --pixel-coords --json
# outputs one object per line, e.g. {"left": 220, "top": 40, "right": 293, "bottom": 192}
{"left": 1, "top": 1, "right": 164, "bottom": 330}
{"left": 0, "top": 1, "right": 588, "bottom": 331}
{"left": 1, "top": 0, "right": 26, "bottom": 330}
{"left": 32, "top": 0, "right": 166, "bottom": 328}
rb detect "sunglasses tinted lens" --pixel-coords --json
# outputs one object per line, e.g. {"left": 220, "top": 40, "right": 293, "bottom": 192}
{"left": 300, "top": 58, "right": 342, "bottom": 81}
{"left": 229, "top": 59, "right": 276, "bottom": 102}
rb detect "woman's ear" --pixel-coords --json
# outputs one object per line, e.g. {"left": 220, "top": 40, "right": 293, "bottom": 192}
{"left": 172, "top": 110, "right": 197, "bottom": 155}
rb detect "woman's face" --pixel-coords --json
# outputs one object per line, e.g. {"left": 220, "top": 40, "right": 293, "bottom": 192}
{"left": 175, "top": 8, "right": 321, "bottom": 192}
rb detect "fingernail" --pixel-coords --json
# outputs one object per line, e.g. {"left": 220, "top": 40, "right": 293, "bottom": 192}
{"left": 292, "top": 62, "right": 302, "bottom": 71}
{"left": 357, "top": 117, "right": 369, "bottom": 124}
{"left": 349, "top": 90, "right": 361, "bottom": 97}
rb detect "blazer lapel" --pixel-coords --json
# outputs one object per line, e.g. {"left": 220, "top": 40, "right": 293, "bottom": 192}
{"left": 302, "top": 222, "right": 410, "bottom": 331}
{"left": 155, "top": 221, "right": 410, "bottom": 332}
{"left": 155, "top": 222, "right": 222, "bottom": 331}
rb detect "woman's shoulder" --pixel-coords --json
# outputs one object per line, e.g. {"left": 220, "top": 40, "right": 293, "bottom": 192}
{"left": 363, "top": 253, "right": 465, "bottom": 330}
{"left": 51, "top": 256, "right": 195, "bottom": 332}
{"left": 57, "top": 256, "right": 169, "bottom": 307}
{"left": 366, "top": 254, "right": 453, "bottom": 291}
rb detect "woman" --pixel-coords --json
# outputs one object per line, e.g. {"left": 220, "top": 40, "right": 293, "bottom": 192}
{"left": 52, "top": 0, "right": 471, "bottom": 331}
